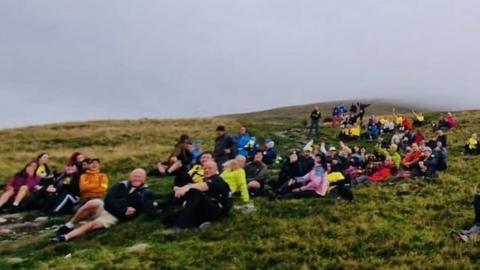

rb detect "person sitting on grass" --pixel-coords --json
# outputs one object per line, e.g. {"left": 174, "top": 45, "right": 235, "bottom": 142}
{"left": 163, "top": 161, "right": 232, "bottom": 229}
{"left": 270, "top": 149, "right": 304, "bottom": 190}
{"left": 451, "top": 193, "right": 480, "bottom": 242}
{"left": 262, "top": 139, "right": 277, "bottom": 165}
{"left": 277, "top": 154, "right": 328, "bottom": 199}
{"left": 79, "top": 158, "right": 109, "bottom": 201}
{"left": 35, "top": 153, "right": 53, "bottom": 178}
{"left": 149, "top": 135, "right": 194, "bottom": 178}
{"left": 245, "top": 151, "right": 268, "bottom": 197}
{"left": 174, "top": 151, "right": 215, "bottom": 187}
{"left": 0, "top": 161, "right": 40, "bottom": 212}
{"left": 51, "top": 168, "right": 157, "bottom": 242}
{"left": 411, "top": 147, "right": 439, "bottom": 179}
{"left": 465, "top": 133, "right": 479, "bottom": 155}
{"left": 375, "top": 143, "right": 401, "bottom": 169}
{"left": 412, "top": 110, "right": 426, "bottom": 127}
{"left": 220, "top": 156, "right": 250, "bottom": 204}
{"left": 401, "top": 143, "right": 422, "bottom": 170}
{"left": 354, "top": 157, "right": 395, "bottom": 184}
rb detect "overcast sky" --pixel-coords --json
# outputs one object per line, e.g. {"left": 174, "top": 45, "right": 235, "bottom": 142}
{"left": 1, "top": 1, "right": 479, "bottom": 128}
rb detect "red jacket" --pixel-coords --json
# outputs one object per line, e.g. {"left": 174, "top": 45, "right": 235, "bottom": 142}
{"left": 368, "top": 166, "right": 392, "bottom": 182}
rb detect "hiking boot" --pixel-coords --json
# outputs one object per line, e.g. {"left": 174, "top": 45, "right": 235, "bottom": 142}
{"left": 55, "top": 225, "right": 73, "bottom": 236}
{"left": 451, "top": 230, "right": 469, "bottom": 242}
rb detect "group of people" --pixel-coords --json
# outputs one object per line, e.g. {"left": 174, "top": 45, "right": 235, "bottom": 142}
{"left": 0, "top": 108, "right": 477, "bottom": 244}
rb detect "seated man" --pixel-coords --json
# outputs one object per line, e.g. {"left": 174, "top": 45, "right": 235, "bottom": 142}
{"left": 51, "top": 168, "right": 156, "bottom": 242}
{"left": 262, "top": 139, "right": 277, "bottom": 165}
{"left": 451, "top": 193, "right": 480, "bottom": 242}
{"left": 165, "top": 161, "right": 232, "bottom": 229}
{"left": 79, "top": 158, "right": 109, "bottom": 201}
{"left": 174, "top": 151, "right": 214, "bottom": 187}
{"left": 235, "top": 126, "right": 254, "bottom": 158}
{"left": 245, "top": 151, "right": 268, "bottom": 197}
{"left": 221, "top": 156, "right": 250, "bottom": 203}
{"left": 411, "top": 147, "right": 439, "bottom": 179}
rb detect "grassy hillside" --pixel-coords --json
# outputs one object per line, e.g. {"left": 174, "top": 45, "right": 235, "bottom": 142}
{"left": 222, "top": 99, "right": 435, "bottom": 124}
{"left": 1, "top": 106, "right": 480, "bottom": 269}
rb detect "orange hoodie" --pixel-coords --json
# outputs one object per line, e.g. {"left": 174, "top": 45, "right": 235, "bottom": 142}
{"left": 79, "top": 169, "right": 109, "bottom": 199}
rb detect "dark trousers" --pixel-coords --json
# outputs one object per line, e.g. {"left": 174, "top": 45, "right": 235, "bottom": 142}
{"left": 278, "top": 190, "right": 320, "bottom": 200}
{"left": 474, "top": 194, "right": 480, "bottom": 224}
{"left": 309, "top": 120, "right": 319, "bottom": 135}
{"left": 174, "top": 189, "right": 224, "bottom": 228}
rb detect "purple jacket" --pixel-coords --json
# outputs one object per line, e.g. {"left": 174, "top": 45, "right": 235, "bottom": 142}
{"left": 7, "top": 175, "right": 41, "bottom": 191}
{"left": 298, "top": 165, "right": 329, "bottom": 196}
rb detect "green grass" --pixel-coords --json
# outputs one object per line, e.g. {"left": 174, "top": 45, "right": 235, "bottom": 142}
{"left": 1, "top": 108, "right": 480, "bottom": 269}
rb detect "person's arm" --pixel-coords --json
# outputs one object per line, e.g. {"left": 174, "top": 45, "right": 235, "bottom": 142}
{"left": 174, "top": 182, "right": 209, "bottom": 198}
{"left": 99, "top": 174, "right": 109, "bottom": 193}
{"left": 139, "top": 189, "right": 157, "bottom": 216}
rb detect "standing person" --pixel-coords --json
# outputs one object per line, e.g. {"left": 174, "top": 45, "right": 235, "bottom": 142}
{"left": 0, "top": 161, "right": 41, "bottom": 212}
{"left": 357, "top": 103, "right": 370, "bottom": 123}
{"left": 309, "top": 107, "right": 322, "bottom": 136}
{"left": 214, "top": 125, "right": 236, "bottom": 172}
{"left": 51, "top": 168, "right": 157, "bottom": 242}
{"left": 164, "top": 161, "right": 233, "bottom": 229}
{"left": 235, "top": 126, "right": 253, "bottom": 158}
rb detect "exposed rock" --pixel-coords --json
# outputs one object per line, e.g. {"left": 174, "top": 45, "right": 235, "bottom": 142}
{"left": 126, "top": 243, "right": 151, "bottom": 254}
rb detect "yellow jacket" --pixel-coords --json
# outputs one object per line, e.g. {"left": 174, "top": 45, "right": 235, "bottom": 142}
{"left": 79, "top": 170, "right": 109, "bottom": 199}
{"left": 188, "top": 165, "right": 205, "bottom": 183}
{"left": 468, "top": 138, "right": 478, "bottom": 150}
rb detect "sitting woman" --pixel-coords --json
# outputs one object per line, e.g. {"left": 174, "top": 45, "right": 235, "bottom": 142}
{"left": 35, "top": 152, "right": 53, "bottom": 178}
{"left": 451, "top": 193, "right": 480, "bottom": 242}
{"left": 245, "top": 151, "right": 268, "bottom": 197}
{"left": 465, "top": 133, "right": 479, "bottom": 155}
{"left": 220, "top": 156, "right": 250, "bottom": 203}
{"left": 277, "top": 154, "right": 328, "bottom": 199}
{"left": 0, "top": 161, "right": 41, "bottom": 212}
{"left": 149, "top": 135, "right": 194, "bottom": 177}
{"left": 435, "top": 112, "right": 457, "bottom": 130}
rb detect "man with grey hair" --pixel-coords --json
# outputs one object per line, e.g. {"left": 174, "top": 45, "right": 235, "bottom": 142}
{"left": 51, "top": 168, "right": 157, "bottom": 242}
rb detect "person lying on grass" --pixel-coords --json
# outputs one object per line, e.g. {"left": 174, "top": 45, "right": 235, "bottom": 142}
{"left": 0, "top": 161, "right": 41, "bottom": 212}
{"left": 51, "top": 168, "right": 157, "bottom": 242}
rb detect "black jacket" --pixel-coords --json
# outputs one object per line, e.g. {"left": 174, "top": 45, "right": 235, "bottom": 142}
{"left": 105, "top": 181, "right": 156, "bottom": 221}
{"left": 214, "top": 134, "right": 236, "bottom": 161}
{"left": 205, "top": 175, "right": 233, "bottom": 213}
{"left": 310, "top": 110, "right": 322, "bottom": 122}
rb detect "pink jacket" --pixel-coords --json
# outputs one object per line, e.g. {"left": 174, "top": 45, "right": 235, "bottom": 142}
{"left": 299, "top": 166, "right": 329, "bottom": 196}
